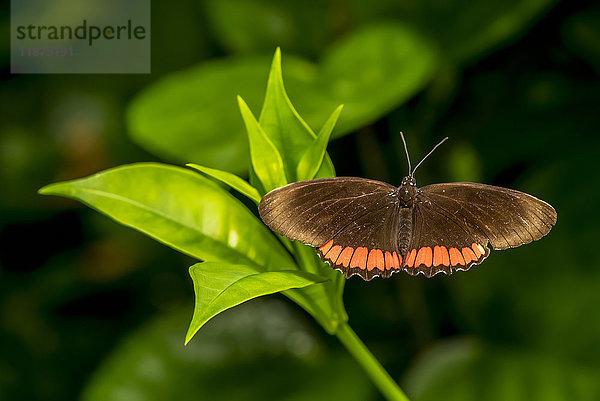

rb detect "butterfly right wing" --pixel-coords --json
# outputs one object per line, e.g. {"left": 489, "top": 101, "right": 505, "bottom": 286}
{"left": 419, "top": 182, "right": 557, "bottom": 249}
{"left": 258, "top": 177, "right": 403, "bottom": 280}
{"left": 403, "top": 182, "right": 556, "bottom": 277}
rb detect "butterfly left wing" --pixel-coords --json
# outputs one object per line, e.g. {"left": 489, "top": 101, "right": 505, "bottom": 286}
{"left": 404, "top": 182, "right": 557, "bottom": 277}
{"left": 259, "top": 177, "right": 403, "bottom": 280}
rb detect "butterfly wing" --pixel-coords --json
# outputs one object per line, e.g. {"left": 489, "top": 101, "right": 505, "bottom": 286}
{"left": 258, "top": 177, "right": 403, "bottom": 280}
{"left": 405, "top": 182, "right": 557, "bottom": 277}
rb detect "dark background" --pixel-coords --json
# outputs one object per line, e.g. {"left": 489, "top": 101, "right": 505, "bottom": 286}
{"left": 2, "top": 0, "right": 599, "bottom": 400}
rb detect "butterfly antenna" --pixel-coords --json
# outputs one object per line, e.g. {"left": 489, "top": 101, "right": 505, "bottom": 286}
{"left": 400, "top": 132, "right": 412, "bottom": 175}
{"left": 411, "top": 137, "right": 449, "bottom": 177}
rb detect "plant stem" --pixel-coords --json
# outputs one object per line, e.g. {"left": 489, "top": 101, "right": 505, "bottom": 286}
{"left": 336, "top": 323, "right": 411, "bottom": 401}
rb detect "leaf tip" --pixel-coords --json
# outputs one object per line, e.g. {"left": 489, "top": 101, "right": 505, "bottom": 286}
{"left": 184, "top": 325, "right": 201, "bottom": 345}
{"left": 184, "top": 333, "right": 194, "bottom": 346}
{"left": 38, "top": 183, "right": 59, "bottom": 196}
{"left": 270, "top": 48, "right": 283, "bottom": 79}
{"left": 236, "top": 95, "right": 248, "bottom": 109}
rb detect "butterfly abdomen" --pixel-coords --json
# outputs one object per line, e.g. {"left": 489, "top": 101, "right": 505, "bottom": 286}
{"left": 397, "top": 207, "right": 412, "bottom": 255}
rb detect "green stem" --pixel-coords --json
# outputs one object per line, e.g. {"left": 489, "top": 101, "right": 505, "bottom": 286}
{"left": 336, "top": 323, "right": 411, "bottom": 401}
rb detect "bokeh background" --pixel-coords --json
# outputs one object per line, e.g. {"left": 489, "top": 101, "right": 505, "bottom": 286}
{"left": 2, "top": 0, "right": 600, "bottom": 400}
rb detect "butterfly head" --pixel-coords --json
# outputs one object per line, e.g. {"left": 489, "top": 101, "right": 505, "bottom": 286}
{"left": 398, "top": 176, "right": 417, "bottom": 205}
{"left": 401, "top": 176, "right": 417, "bottom": 187}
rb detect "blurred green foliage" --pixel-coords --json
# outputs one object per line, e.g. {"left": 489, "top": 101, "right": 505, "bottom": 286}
{"left": 2, "top": 0, "right": 600, "bottom": 400}
{"left": 128, "top": 24, "right": 436, "bottom": 173}
{"left": 82, "top": 301, "right": 374, "bottom": 401}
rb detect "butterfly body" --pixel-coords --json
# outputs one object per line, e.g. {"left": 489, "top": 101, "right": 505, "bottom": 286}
{"left": 258, "top": 137, "right": 557, "bottom": 280}
{"left": 396, "top": 176, "right": 418, "bottom": 255}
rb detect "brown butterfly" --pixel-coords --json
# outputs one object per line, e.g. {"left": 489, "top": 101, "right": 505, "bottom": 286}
{"left": 258, "top": 134, "right": 557, "bottom": 280}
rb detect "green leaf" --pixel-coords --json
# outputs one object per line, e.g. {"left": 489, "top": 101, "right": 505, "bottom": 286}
{"left": 237, "top": 96, "right": 288, "bottom": 192}
{"left": 39, "top": 163, "right": 294, "bottom": 270}
{"left": 296, "top": 104, "right": 343, "bottom": 180}
{"left": 258, "top": 48, "right": 336, "bottom": 181}
{"left": 186, "top": 262, "right": 326, "bottom": 343}
{"left": 186, "top": 163, "right": 261, "bottom": 204}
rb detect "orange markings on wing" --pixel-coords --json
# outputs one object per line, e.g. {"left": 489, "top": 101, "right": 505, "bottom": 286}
{"left": 337, "top": 247, "right": 354, "bottom": 267}
{"left": 405, "top": 249, "right": 417, "bottom": 267}
{"left": 350, "top": 247, "right": 368, "bottom": 270}
{"left": 462, "top": 247, "right": 477, "bottom": 264}
{"left": 449, "top": 247, "right": 465, "bottom": 266}
{"left": 472, "top": 243, "right": 485, "bottom": 258}
{"left": 415, "top": 247, "right": 433, "bottom": 267}
{"left": 471, "top": 243, "right": 482, "bottom": 258}
{"left": 319, "top": 239, "right": 334, "bottom": 255}
{"left": 433, "top": 246, "right": 446, "bottom": 267}
{"left": 375, "top": 249, "right": 385, "bottom": 271}
{"left": 393, "top": 252, "right": 401, "bottom": 269}
{"left": 367, "top": 249, "right": 378, "bottom": 271}
{"left": 367, "top": 249, "right": 385, "bottom": 271}
{"left": 440, "top": 246, "right": 450, "bottom": 266}
{"left": 384, "top": 251, "right": 393, "bottom": 271}
{"left": 325, "top": 245, "right": 343, "bottom": 263}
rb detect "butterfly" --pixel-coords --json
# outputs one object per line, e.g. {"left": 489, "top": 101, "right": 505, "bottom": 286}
{"left": 258, "top": 134, "right": 557, "bottom": 280}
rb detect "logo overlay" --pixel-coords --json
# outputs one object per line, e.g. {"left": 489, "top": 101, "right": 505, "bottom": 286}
{"left": 11, "top": 0, "right": 150, "bottom": 74}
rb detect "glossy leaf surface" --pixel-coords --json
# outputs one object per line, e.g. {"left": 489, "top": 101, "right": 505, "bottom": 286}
{"left": 39, "top": 163, "right": 294, "bottom": 270}
{"left": 186, "top": 262, "right": 326, "bottom": 343}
